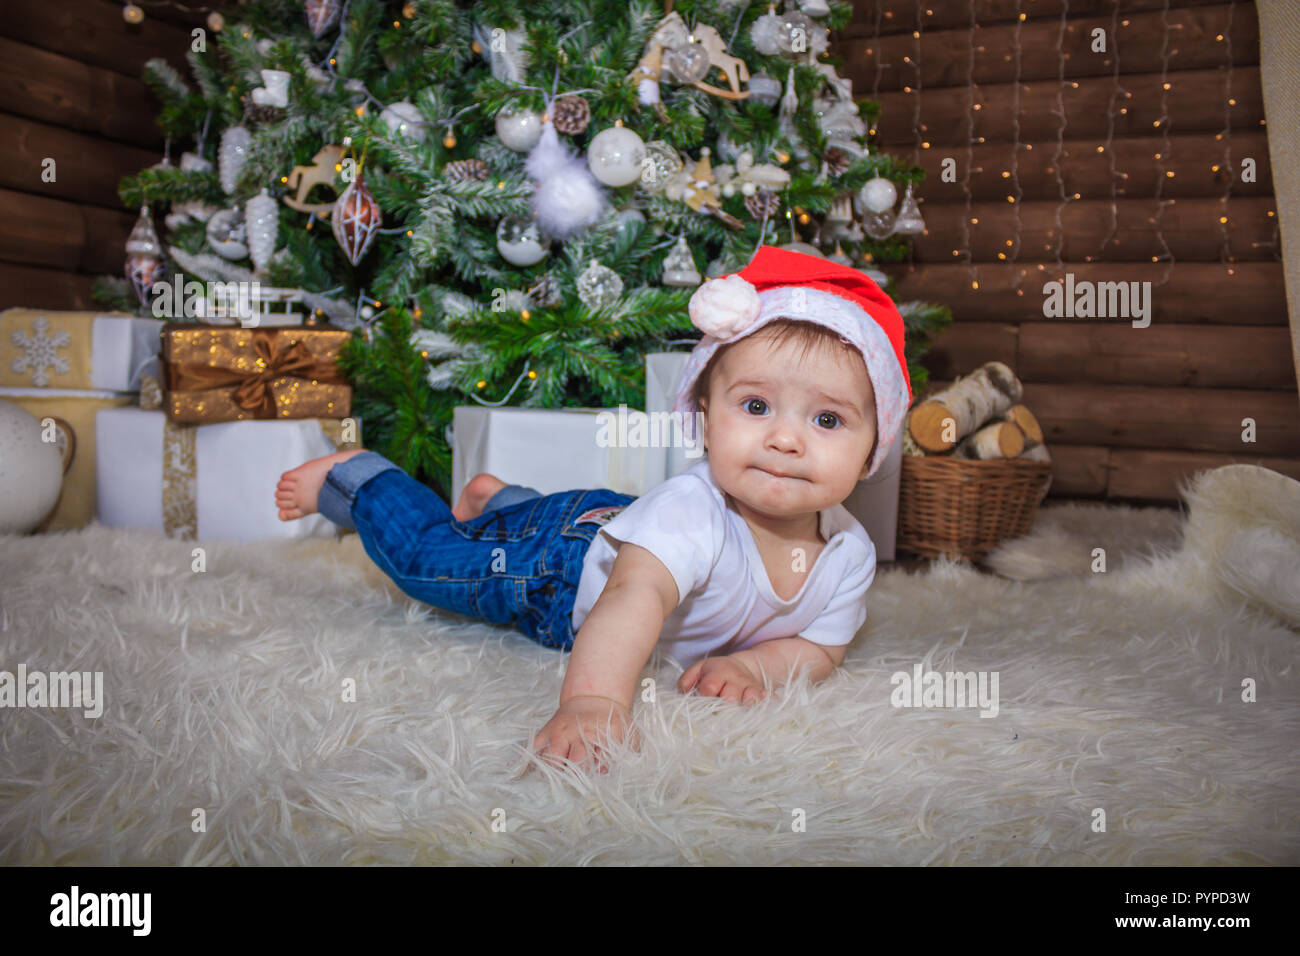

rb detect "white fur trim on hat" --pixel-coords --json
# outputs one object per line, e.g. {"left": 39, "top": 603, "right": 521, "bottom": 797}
{"left": 687, "top": 275, "right": 761, "bottom": 339}
{"left": 672, "top": 285, "right": 909, "bottom": 482}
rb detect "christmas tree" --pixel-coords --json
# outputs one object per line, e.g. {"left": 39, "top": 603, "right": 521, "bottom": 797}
{"left": 100, "top": 0, "right": 952, "bottom": 497}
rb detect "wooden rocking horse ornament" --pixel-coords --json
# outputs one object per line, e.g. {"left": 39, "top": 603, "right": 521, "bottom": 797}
{"left": 629, "top": 11, "right": 752, "bottom": 107}
{"left": 688, "top": 24, "right": 751, "bottom": 101}
{"left": 283, "top": 144, "right": 346, "bottom": 215}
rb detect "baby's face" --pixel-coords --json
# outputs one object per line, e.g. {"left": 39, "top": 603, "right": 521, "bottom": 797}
{"left": 700, "top": 328, "right": 877, "bottom": 521}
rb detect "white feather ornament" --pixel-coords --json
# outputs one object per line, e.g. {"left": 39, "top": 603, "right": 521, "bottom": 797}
{"left": 525, "top": 121, "right": 607, "bottom": 240}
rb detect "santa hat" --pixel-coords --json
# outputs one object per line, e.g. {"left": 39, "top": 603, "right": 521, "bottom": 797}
{"left": 672, "top": 245, "right": 913, "bottom": 481}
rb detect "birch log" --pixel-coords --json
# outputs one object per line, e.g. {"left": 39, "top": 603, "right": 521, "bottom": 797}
{"left": 908, "top": 361, "right": 1025, "bottom": 452}
{"left": 993, "top": 404, "right": 1044, "bottom": 448}
{"left": 954, "top": 420, "right": 1026, "bottom": 459}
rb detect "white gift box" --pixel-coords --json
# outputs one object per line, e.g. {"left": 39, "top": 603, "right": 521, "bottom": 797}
{"left": 644, "top": 352, "right": 901, "bottom": 561}
{"left": 449, "top": 405, "right": 663, "bottom": 503}
{"left": 96, "top": 406, "right": 354, "bottom": 542}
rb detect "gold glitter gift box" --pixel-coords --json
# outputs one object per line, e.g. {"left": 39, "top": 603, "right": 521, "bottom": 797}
{"left": 159, "top": 322, "right": 352, "bottom": 424}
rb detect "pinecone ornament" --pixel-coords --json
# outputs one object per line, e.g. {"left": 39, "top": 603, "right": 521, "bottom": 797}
{"left": 242, "top": 93, "right": 286, "bottom": 127}
{"left": 824, "top": 147, "right": 851, "bottom": 177}
{"left": 550, "top": 95, "right": 591, "bottom": 136}
{"left": 744, "top": 189, "right": 781, "bottom": 220}
{"left": 527, "top": 273, "right": 563, "bottom": 309}
{"left": 443, "top": 158, "right": 489, "bottom": 183}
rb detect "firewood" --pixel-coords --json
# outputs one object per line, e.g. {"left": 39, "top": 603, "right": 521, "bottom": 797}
{"left": 993, "top": 404, "right": 1044, "bottom": 448}
{"left": 954, "top": 420, "right": 1025, "bottom": 460}
{"left": 908, "top": 361, "right": 1025, "bottom": 452}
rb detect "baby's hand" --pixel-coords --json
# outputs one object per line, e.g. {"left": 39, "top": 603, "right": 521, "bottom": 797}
{"left": 532, "top": 696, "right": 640, "bottom": 774}
{"left": 678, "top": 654, "right": 767, "bottom": 705}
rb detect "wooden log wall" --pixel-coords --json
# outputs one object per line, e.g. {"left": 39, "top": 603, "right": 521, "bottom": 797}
{"left": 835, "top": 0, "right": 1300, "bottom": 504}
{"left": 0, "top": 0, "right": 220, "bottom": 310}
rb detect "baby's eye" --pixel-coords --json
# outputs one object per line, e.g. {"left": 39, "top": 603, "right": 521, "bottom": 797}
{"left": 816, "top": 412, "right": 841, "bottom": 429}
{"left": 744, "top": 398, "right": 768, "bottom": 415}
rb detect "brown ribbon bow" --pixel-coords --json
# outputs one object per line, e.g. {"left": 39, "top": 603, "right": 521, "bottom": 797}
{"left": 169, "top": 329, "right": 343, "bottom": 419}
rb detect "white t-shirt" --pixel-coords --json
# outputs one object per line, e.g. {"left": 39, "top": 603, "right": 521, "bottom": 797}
{"left": 570, "top": 461, "right": 877, "bottom": 667}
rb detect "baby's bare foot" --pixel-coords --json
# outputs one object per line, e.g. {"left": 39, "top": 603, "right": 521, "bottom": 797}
{"left": 276, "top": 449, "right": 366, "bottom": 520}
{"left": 452, "top": 473, "right": 507, "bottom": 521}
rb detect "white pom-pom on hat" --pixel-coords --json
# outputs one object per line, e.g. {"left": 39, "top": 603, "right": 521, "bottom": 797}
{"left": 688, "top": 274, "right": 761, "bottom": 339}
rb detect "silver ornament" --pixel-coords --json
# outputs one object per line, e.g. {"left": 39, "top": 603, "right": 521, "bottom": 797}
{"left": 661, "top": 237, "right": 701, "bottom": 287}
{"left": 244, "top": 188, "right": 278, "bottom": 273}
{"left": 665, "top": 40, "right": 710, "bottom": 84}
{"left": 638, "top": 140, "right": 683, "bottom": 193}
{"left": 380, "top": 101, "right": 428, "bottom": 142}
{"left": 750, "top": 10, "right": 782, "bottom": 56}
{"left": 746, "top": 73, "right": 782, "bottom": 107}
{"left": 124, "top": 207, "right": 164, "bottom": 307}
{"left": 219, "top": 125, "right": 252, "bottom": 194}
{"left": 776, "top": 11, "right": 815, "bottom": 57}
{"left": 206, "top": 208, "right": 248, "bottom": 260}
{"left": 496, "top": 217, "right": 548, "bottom": 266}
{"left": 892, "top": 183, "right": 926, "bottom": 235}
{"left": 576, "top": 259, "right": 623, "bottom": 310}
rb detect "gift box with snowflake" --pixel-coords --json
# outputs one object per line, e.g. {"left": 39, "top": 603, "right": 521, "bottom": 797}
{"left": 0, "top": 308, "right": 164, "bottom": 531}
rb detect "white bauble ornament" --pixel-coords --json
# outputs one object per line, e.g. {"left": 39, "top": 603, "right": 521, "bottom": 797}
{"left": 776, "top": 11, "right": 815, "bottom": 56}
{"left": 800, "top": 0, "right": 831, "bottom": 16}
{"left": 244, "top": 188, "right": 278, "bottom": 273}
{"left": 750, "top": 10, "right": 782, "bottom": 55}
{"left": 613, "top": 207, "right": 645, "bottom": 237}
{"left": 0, "top": 400, "right": 64, "bottom": 534}
{"left": 857, "top": 176, "right": 898, "bottom": 214}
{"left": 576, "top": 259, "right": 623, "bottom": 310}
{"left": 206, "top": 208, "right": 248, "bottom": 259}
{"left": 495, "top": 105, "right": 543, "bottom": 152}
{"left": 586, "top": 123, "right": 645, "bottom": 187}
{"left": 747, "top": 73, "right": 782, "bottom": 107}
{"left": 219, "top": 125, "right": 252, "bottom": 194}
{"left": 496, "top": 217, "right": 548, "bottom": 266}
{"left": 380, "top": 101, "right": 428, "bottom": 142}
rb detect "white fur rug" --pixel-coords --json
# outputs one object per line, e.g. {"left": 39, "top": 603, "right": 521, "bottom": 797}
{"left": 2, "top": 465, "right": 1297, "bottom": 865}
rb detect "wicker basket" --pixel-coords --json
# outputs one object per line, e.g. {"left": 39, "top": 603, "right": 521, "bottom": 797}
{"left": 897, "top": 456, "right": 1053, "bottom": 561}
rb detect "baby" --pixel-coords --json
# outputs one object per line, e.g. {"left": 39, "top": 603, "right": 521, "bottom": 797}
{"left": 275, "top": 246, "right": 912, "bottom": 772}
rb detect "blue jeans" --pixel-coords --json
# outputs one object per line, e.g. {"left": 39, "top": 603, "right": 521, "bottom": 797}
{"left": 317, "top": 452, "right": 635, "bottom": 651}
